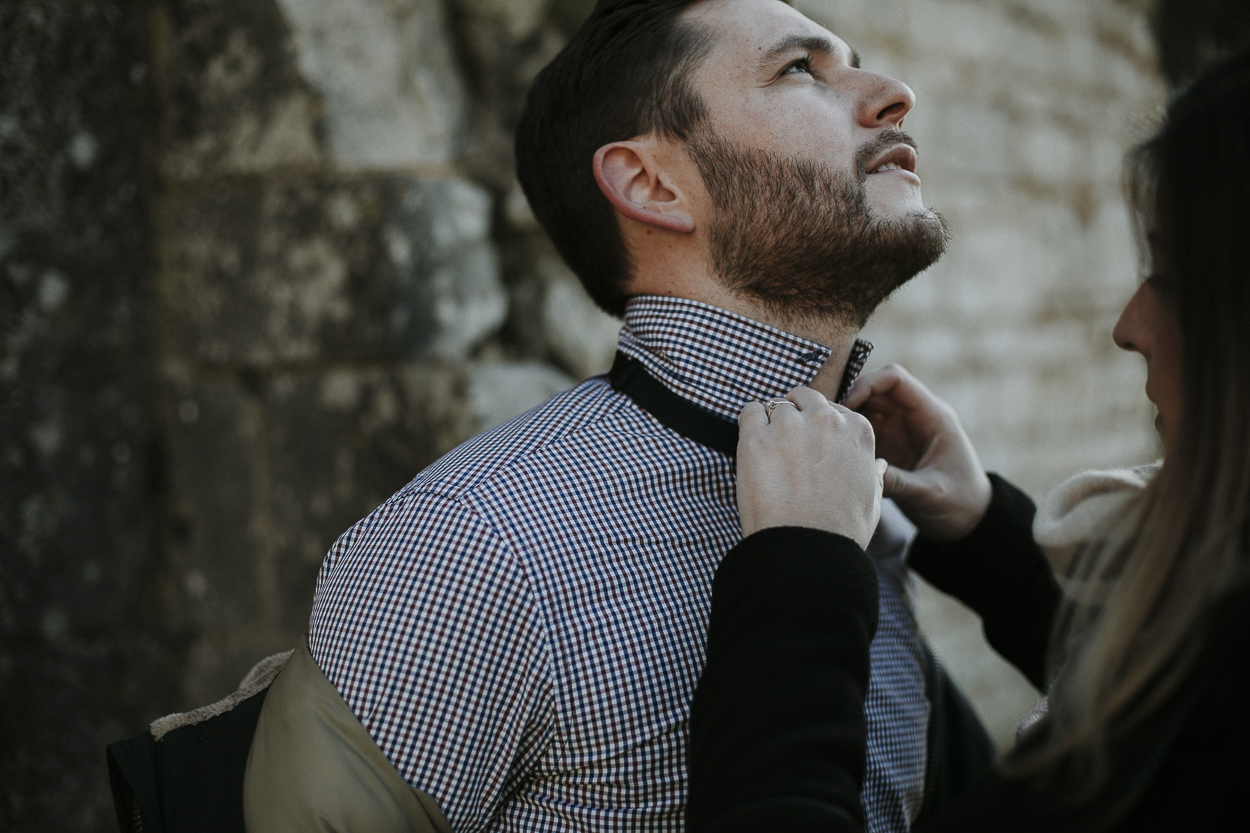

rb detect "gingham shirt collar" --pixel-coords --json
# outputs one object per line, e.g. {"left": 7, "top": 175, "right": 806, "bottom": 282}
{"left": 617, "top": 294, "right": 868, "bottom": 421}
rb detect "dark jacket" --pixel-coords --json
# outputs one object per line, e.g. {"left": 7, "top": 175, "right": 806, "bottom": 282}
{"left": 687, "top": 475, "right": 1250, "bottom": 832}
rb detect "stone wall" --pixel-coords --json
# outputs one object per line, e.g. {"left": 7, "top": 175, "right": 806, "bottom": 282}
{"left": 1, "top": 3, "right": 175, "bottom": 829}
{"left": 144, "top": 0, "right": 610, "bottom": 710}
{"left": 0, "top": 0, "right": 1200, "bottom": 828}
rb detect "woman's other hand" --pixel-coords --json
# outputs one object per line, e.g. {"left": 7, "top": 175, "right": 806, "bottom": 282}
{"left": 843, "top": 364, "right": 991, "bottom": 542}
{"left": 737, "top": 386, "right": 885, "bottom": 550}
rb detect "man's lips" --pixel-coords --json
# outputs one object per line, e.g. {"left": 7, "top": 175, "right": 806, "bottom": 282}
{"left": 866, "top": 144, "right": 918, "bottom": 175}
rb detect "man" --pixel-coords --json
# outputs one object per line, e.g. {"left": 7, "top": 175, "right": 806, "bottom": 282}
{"left": 246, "top": 1, "right": 953, "bottom": 831}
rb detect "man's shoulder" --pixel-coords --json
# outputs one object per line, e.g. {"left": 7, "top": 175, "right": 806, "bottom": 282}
{"left": 399, "top": 374, "right": 656, "bottom": 506}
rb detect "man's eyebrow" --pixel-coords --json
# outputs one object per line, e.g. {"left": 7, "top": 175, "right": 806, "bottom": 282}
{"left": 758, "top": 33, "right": 857, "bottom": 69}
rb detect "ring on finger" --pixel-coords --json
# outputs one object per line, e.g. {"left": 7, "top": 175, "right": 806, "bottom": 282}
{"left": 763, "top": 398, "right": 798, "bottom": 421}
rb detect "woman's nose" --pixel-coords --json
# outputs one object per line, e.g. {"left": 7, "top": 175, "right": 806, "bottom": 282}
{"left": 1114, "top": 283, "right": 1150, "bottom": 356}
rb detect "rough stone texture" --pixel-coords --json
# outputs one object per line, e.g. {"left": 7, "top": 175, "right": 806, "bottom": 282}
{"left": 160, "top": 363, "right": 477, "bottom": 706}
{"left": 265, "top": 364, "right": 476, "bottom": 632}
{"left": 537, "top": 252, "right": 622, "bottom": 380}
{"left": 275, "top": 0, "right": 468, "bottom": 168}
{"left": 505, "top": 239, "right": 621, "bottom": 380}
{"left": 468, "top": 359, "right": 576, "bottom": 432}
{"left": 445, "top": 0, "right": 584, "bottom": 188}
{"left": 161, "top": 376, "right": 268, "bottom": 631}
{"left": 148, "top": 0, "right": 507, "bottom": 715}
{"left": 0, "top": 2, "right": 175, "bottom": 830}
{"left": 157, "top": 175, "right": 505, "bottom": 364}
{"left": 155, "top": 0, "right": 326, "bottom": 180}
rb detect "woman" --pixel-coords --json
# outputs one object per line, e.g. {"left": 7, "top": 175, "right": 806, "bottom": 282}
{"left": 687, "top": 48, "right": 1250, "bottom": 832}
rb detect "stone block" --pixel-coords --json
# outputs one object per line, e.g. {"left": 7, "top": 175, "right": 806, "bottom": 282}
{"left": 265, "top": 363, "right": 477, "bottom": 631}
{"left": 275, "top": 0, "right": 467, "bottom": 168}
{"left": 535, "top": 251, "right": 621, "bottom": 380}
{"left": 0, "top": 4, "right": 177, "bottom": 830}
{"left": 1022, "top": 124, "right": 1084, "bottom": 185}
{"left": 1, "top": 367, "right": 156, "bottom": 639}
{"left": 441, "top": 4, "right": 571, "bottom": 188}
{"left": 0, "top": 0, "right": 161, "bottom": 635}
{"left": 468, "top": 360, "right": 575, "bottom": 433}
{"left": 156, "top": 0, "right": 325, "bottom": 180}
{"left": 793, "top": 0, "right": 869, "bottom": 41}
{"left": 1, "top": 634, "right": 181, "bottom": 832}
{"left": 158, "top": 175, "right": 506, "bottom": 364}
{"left": 908, "top": 0, "right": 1013, "bottom": 66}
{"left": 179, "top": 627, "right": 297, "bottom": 708}
{"left": 162, "top": 376, "right": 269, "bottom": 628}
{"left": 939, "top": 98, "right": 1014, "bottom": 178}
{"left": 454, "top": 0, "right": 551, "bottom": 43}
{"left": 390, "top": 178, "right": 509, "bottom": 358}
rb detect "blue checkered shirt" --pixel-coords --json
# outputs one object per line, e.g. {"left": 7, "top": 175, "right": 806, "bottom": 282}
{"left": 308, "top": 295, "right": 930, "bottom": 833}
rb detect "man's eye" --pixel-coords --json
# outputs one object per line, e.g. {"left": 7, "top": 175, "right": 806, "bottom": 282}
{"left": 782, "top": 58, "right": 813, "bottom": 76}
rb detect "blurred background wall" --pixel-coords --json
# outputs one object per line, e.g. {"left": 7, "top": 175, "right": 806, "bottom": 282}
{"left": 3, "top": 0, "right": 1249, "bottom": 829}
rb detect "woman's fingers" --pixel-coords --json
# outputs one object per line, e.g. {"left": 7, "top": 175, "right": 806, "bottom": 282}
{"left": 843, "top": 365, "right": 908, "bottom": 411}
{"left": 850, "top": 364, "right": 952, "bottom": 421}
{"left": 736, "top": 385, "right": 882, "bottom": 549}
{"left": 739, "top": 400, "right": 769, "bottom": 432}
{"left": 785, "top": 385, "right": 830, "bottom": 411}
{"left": 882, "top": 464, "right": 916, "bottom": 501}
{"left": 847, "top": 367, "right": 993, "bottom": 541}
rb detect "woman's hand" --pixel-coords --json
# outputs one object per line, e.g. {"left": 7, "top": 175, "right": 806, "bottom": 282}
{"left": 737, "top": 386, "right": 885, "bottom": 550}
{"left": 843, "top": 364, "right": 991, "bottom": 542}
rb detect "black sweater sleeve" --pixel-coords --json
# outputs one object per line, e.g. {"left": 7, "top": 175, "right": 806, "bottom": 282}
{"left": 908, "top": 474, "right": 1062, "bottom": 690}
{"left": 686, "top": 526, "right": 879, "bottom": 833}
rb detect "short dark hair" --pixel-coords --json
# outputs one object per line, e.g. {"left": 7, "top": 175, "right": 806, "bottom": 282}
{"left": 515, "top": 0, "right": 717, "bottom": 317}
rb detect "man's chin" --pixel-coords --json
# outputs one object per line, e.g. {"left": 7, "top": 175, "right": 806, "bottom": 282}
{"left": 865, "top": 172, "right": 926, "bottom": 206}
{"left": 866, "top": 193, "right": 935, "bottom": 225}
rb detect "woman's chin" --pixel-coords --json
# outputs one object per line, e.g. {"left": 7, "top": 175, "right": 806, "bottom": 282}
{"left": 1154, "top": 412, "right": 1175, "bottom": 451}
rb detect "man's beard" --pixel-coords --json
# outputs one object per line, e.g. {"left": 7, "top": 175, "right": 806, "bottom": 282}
{"left": 686, "top": 131, "right": 949, "bottom": 327}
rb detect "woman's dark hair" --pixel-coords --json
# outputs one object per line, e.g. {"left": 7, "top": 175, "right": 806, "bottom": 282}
{"left": 1020, "top": 46, "right": 1250, "bottom": 786}
{"left": 1132, "top": 47, "right": 1250, "bottom": 469}
{"left": 514, "top": 0, "right": 719, "bottom": 317}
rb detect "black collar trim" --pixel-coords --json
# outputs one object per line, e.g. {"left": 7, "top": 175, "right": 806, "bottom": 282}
{"left": 608, "top": 352, "right": 739, "bottom": 458}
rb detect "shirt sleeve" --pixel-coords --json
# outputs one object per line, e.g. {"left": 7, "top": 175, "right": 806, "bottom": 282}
{"left": 308, "top": 490, "right": 556, "bottom": 832}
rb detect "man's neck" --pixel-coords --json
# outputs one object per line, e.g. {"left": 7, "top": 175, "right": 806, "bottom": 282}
{"left": 658, "top": 287, "right": 860, "bottom": 401}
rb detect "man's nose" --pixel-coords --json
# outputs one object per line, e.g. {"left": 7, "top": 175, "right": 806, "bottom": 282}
{"left": 858, "top": 73, "right": 915, "bottom": 128}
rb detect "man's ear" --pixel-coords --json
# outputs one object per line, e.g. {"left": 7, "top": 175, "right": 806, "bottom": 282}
{"left": 593, "top": 141, "right": 696, "bottom": 234}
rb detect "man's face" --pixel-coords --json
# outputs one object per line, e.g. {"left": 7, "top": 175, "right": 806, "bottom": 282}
{"left": 679, "top": 0, "right": 947, "bottom": 323}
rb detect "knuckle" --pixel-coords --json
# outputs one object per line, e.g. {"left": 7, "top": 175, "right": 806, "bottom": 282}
{"left": 848, "top": 410, "right": 874, "bottom": 437}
